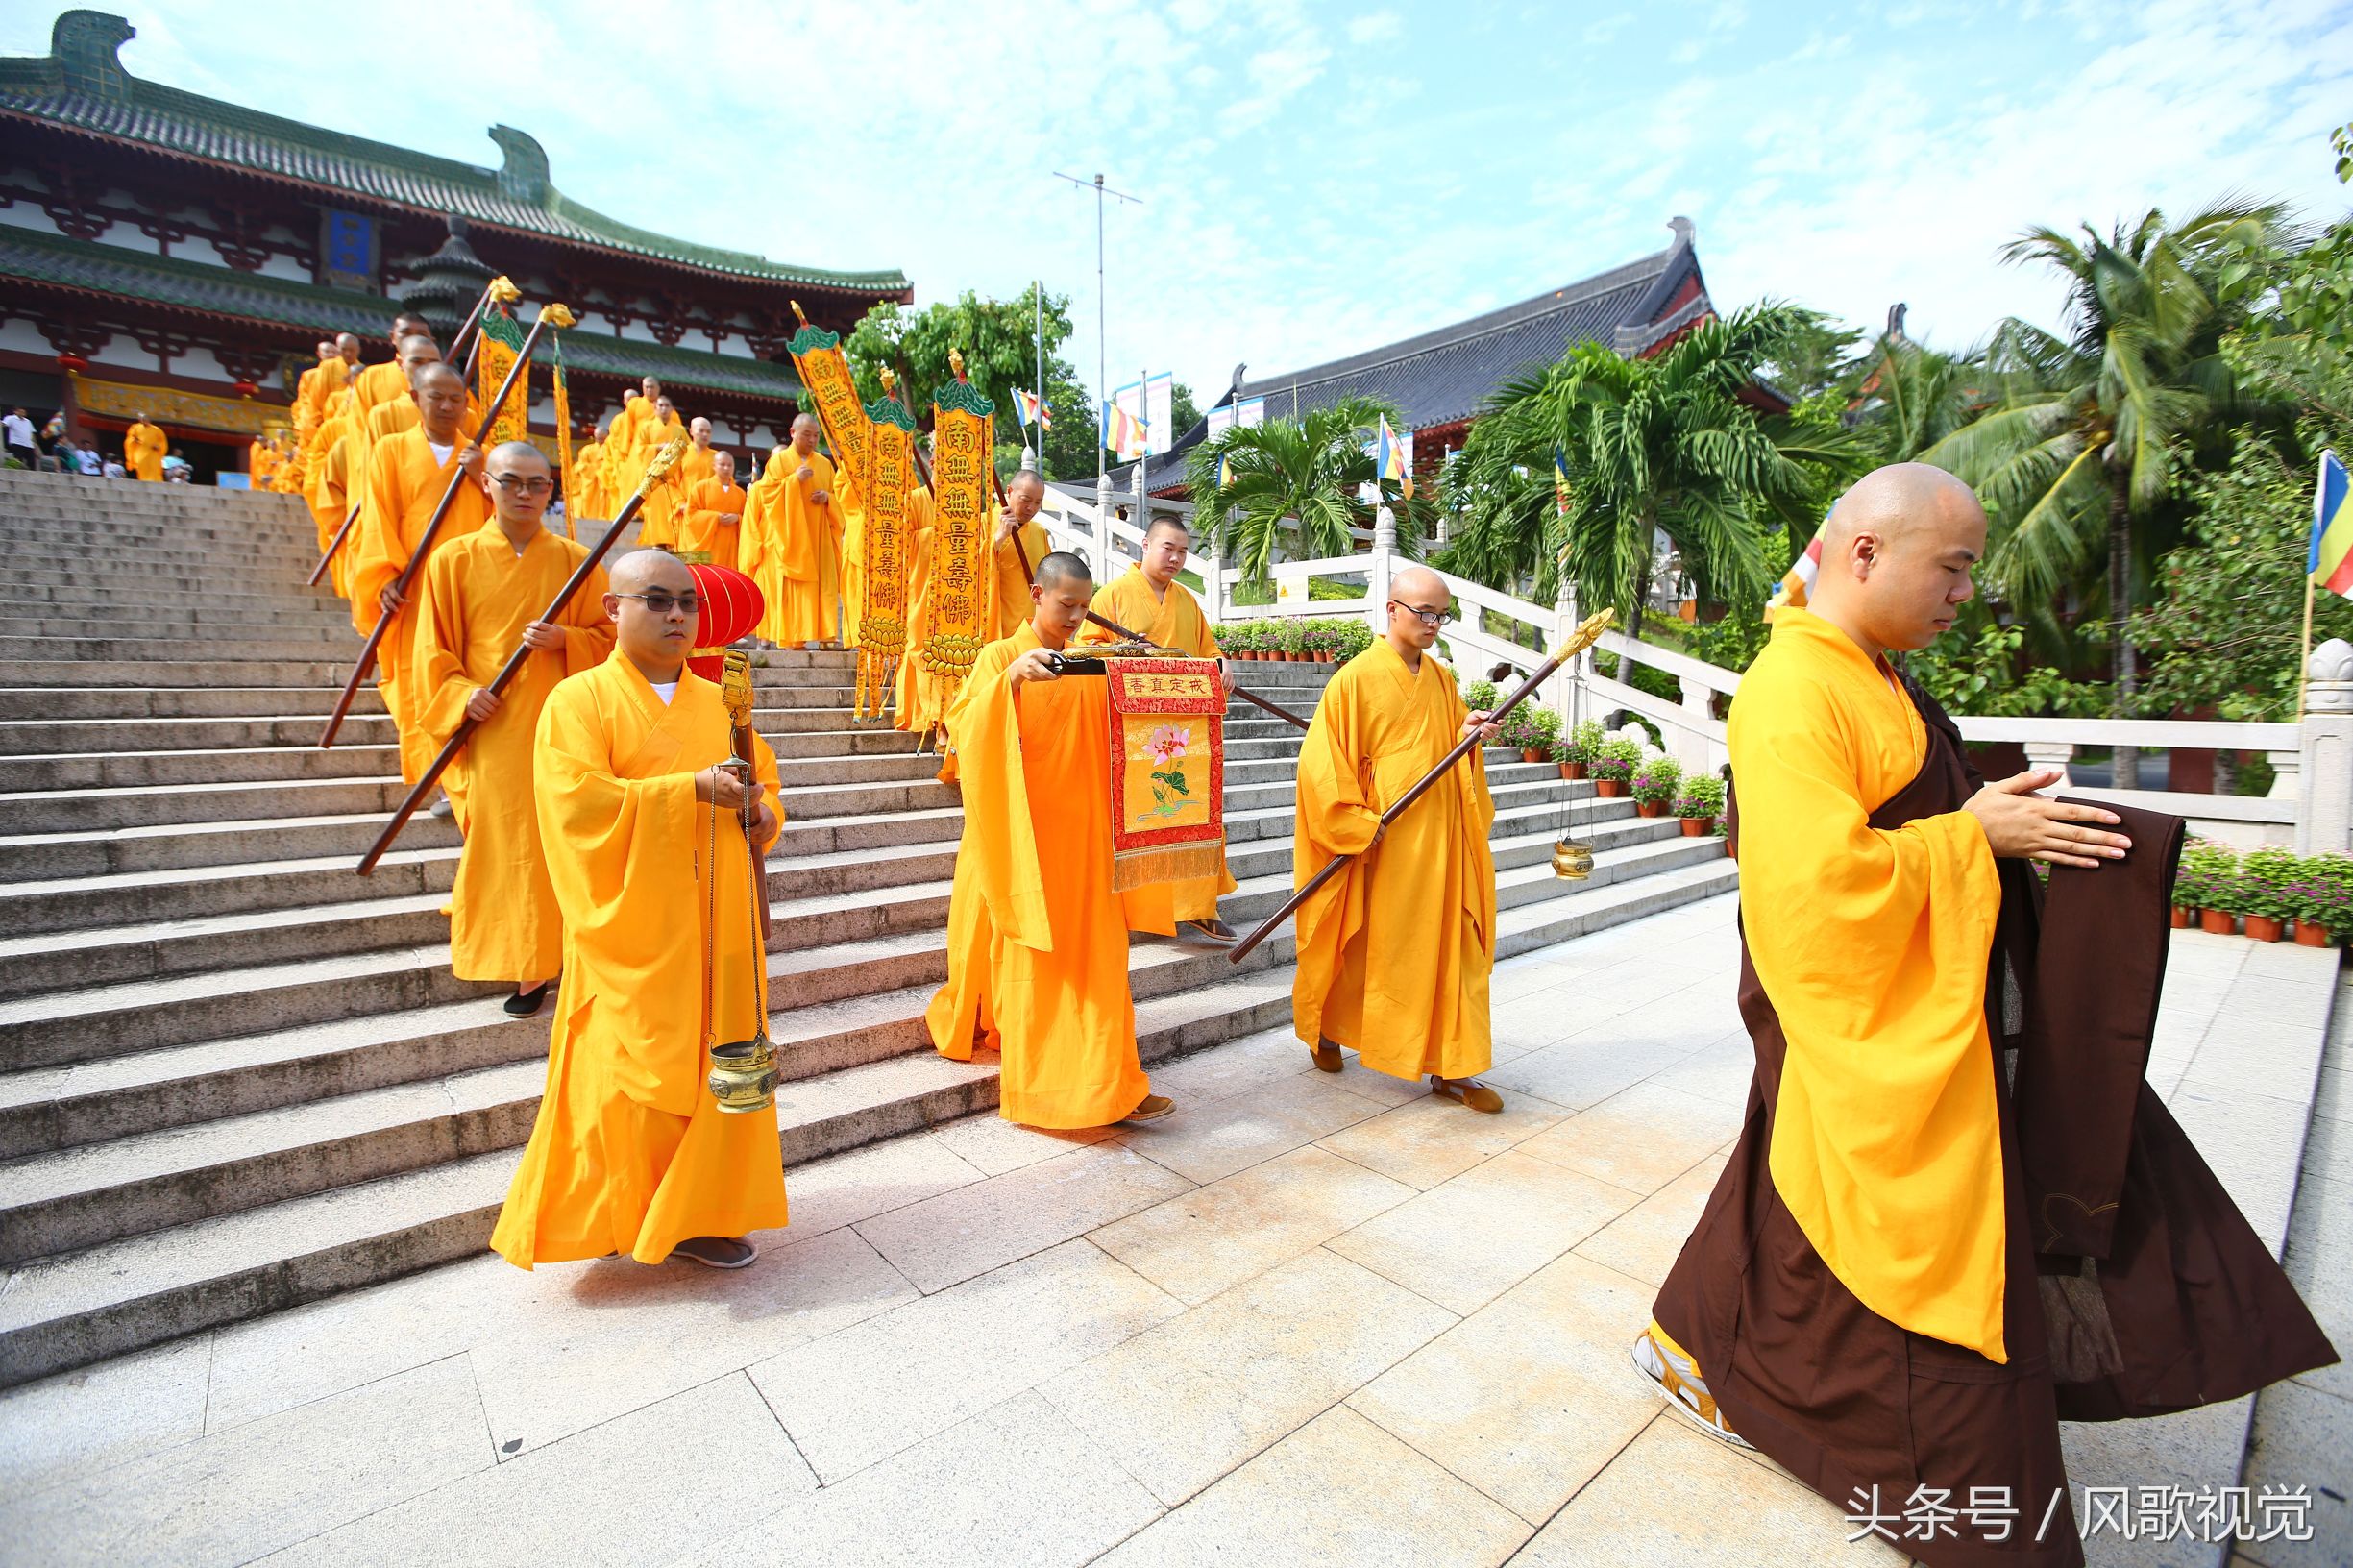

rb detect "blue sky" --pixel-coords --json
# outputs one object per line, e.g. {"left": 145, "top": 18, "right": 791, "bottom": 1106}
{"left": 12, "top": 0, "right": 2351, "bottom": 406}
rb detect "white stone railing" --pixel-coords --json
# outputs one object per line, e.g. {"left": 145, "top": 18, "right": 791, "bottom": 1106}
{"left": 1029, "top": 486, "right": 2353, "bottom": 852}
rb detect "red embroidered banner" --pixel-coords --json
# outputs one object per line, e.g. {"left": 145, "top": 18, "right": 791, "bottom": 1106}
{"left": 1103, "top": 657, "right": 1226, "bottom": 893}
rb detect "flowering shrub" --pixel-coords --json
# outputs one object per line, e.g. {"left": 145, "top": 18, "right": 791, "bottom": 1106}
{"left": 2238, "top": 847, "right": 2302, "bottom": 921}
{"left": 1561, "top": 719, "right": 1606, "bottom": 764}
{"left": 1630, "top": 756, "right": 1683, "bottom": 808}
{"left": 1673, "top": 774, "right": 1727, "bottom": 821}
{"left": 1591, "top": 735, "right": 1644, "bottom": 782}
{"left": 2172, "top": 839, "right": 2237, "bottom": 911}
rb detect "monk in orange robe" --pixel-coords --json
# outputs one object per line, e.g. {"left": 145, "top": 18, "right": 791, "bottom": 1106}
{"left": 350, "top": 362, "right": 490, "bottom": 784}
{"left": 925, "top": 551, "right": 1171, "bottom": 1129}
{"left": 414, "top": 442, "right": 615, "bottom": 1011}
{"left": 1080, "top": 513, "right": 1240, "bottom": 943}
{"left": 350, "top": 313, "right": 434, "bottom": 447}
{"left": 741, "top": 415, "right": 838, "bottom": 646}
{"left": 633, "top": 396, "right": 690, "bottom": 548}
{"left": 894, "top": 481, "right": 943, "bottom": 739}
{"left": 987, "top": 469, "right": 1053, "bottom": 637}
{"left": 837, "top": 466, "right": 866, "bottom": 649}
{"left": 305, "top": 386, "right": 356, "bottom": 584}
{"left": 680, "top": 451, "right": 746, "bottom": 569}
{"left": 1641, "top": 465, "right": 2332, "bottom": 1568}
{"left": 123, "top": 414, "right": 166, "bottom": 481}
{"left": 674, "top": 416, "right": 718, "bottom": 509}
{"left": 491, "top": 549, "right": 788, "bottom": 1270}
{"left": 1292, "top": 565, "right": 1504, "bottom": 1110}
{"left": 569, "top": 419, "right": 609, "bottom": 524}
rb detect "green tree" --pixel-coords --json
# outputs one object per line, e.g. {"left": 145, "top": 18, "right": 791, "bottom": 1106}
{"left": 829, "top": 285, "right": 1078, "bottom": 478}
{"left": 2125, "top": 431, "right": 2353, "bottom": 722}
{"left": 1756, "top": 306, "right": 1864, "bottom": 401}
{"left": 1845, "top": 334, "right": 1987, "bottom": 462}
{"left": 1443, "top": 305, "right": 1858, "bottom": 647}
{"left": 1921, "top": 199, "right": 2293, "bottom": 785}
{"left": 1184, "top": 395, "right": 1427, "bottom": 583}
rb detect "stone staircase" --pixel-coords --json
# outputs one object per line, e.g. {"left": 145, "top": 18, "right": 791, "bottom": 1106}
{"left": 0, "top": 466, "right": 1735, "bottom": 1388}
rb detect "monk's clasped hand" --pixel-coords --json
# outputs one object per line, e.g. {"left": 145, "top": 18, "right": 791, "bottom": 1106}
{"left": 1963, "top": 769, "right": 2132, "bottom": 870}
{"left": 457, "top": 442, "right": 484, "bottom": 478}
{"left": 519, "top": 620, "right": 566, "bottom": 651}
{"left": 379, "top": 583, "right": 404, "bottom": 616}
{"left": 464, "top": 688, "right": 502, "bottom": 723}
{"left": 1460, "top": 709, "right": 1503, "bottom": 743}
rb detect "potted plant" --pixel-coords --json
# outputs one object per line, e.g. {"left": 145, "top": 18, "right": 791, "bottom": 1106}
{"left": 1673, "top": 773, "right": 1726, "bottom": 836}
{"left": 2171, "top": 838, "right": 2222, "bottom": 927}
{"left": 2291, "top": 852, "right": 2353, "bottom": 945}
{"left": 1463, "top": 679, "right": 1500, "bottom": 716}
{"left": 1524, "top": 709, "right": 1563, "bottom": 765}
{"left": 1591, "top": 735, "right": 1642, "bottom": 797}
{"left": 1335, "top": 620, "right": 1373, "bottom": 663}
{"left": 2239, "top": 846, "right": 2298, "bottom": 942}
{"left": 1630, "top": 755, "right": 1682, "bottom": 818}
{"left": 1496, "top": 707, "right": 1542, "bottom": 758}
{"left": 1269, "top": 619, "right": 1298, "bottom": 661}
{"left": 1559, "top": 719, "right": 1605, "bottom": 782}
{"left": 2195, "top": 842, "right": 2243, "bottom": 935}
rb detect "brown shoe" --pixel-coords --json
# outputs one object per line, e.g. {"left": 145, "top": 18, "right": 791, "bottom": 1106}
{"left": 1431, "top": 1075, "right": 1503, "bottom": 1114}
{"left": 1180, "top": 919, "right": 1238, "bottom": 946}
{"left": 1123, "top": 1093, "right": 1176, "bottom": 1123}
{"left": 672, "top": 1236, "right": 758, "bottom": 1269}
{"left": 1309, "top": 1039, "right": 1343, "bottom": 1073}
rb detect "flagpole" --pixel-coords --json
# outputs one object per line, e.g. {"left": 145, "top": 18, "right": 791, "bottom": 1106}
{"left": 1034, "top": 278, "right": 1045, "bottom": 466}
{"left": 2299, "top": 575, "right": 2316, "bottom": 723}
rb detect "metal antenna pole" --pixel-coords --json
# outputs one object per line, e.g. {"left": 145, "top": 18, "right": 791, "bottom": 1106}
{"left": 1053, "top": 169, "right": 1140, "bottom": 491}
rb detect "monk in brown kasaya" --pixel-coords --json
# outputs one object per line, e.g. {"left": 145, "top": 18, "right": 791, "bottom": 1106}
{"left": 1638, "top": 463, "right": 2336, "bottom": 1567}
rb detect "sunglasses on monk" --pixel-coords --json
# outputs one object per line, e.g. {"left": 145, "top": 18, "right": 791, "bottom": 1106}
{"left": 613, "top": 591, "right": 701, "bottom": 615}
{"left": 491, "top": 474, "right": 554, "bottom": 495}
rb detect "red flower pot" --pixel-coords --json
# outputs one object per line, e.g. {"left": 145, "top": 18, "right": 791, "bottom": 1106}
{"left": 2169, "top": 906, "right": 2194, "bottom": 929}
{"left": 2244, "top": 915, "right": 2285, "bottom": 943}
{"left": 1680, "top": 817, "right": 1713, "bottom": 836}
{"left": 2197, "top": 909, "right": 2237, "bottom": 936}
{"left": 1595, "top": 779, "right": 1627, "bottom": 798}
{"left": 1521, "top": 747, "right": 1546, "bottom": 764}
{"left": 1559, "top": 761, "right": 1587, "bottom": 780}
{"left": 2293, "top": 921, "right": 2334, "bottom": 947}
{"left": 1636, "top": 800, "right": 1666, "bottom": 818}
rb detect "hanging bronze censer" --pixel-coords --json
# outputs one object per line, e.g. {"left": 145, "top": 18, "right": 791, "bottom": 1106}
{"left": 707, "top": 649, "right": 779, "bottom": 1113}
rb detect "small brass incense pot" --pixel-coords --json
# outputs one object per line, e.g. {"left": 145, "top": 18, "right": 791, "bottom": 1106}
{"left": 1552, "top": 836, "right": 1595, "bottom": 881}
{"left": 705, "top": 650, "right": 779, "bottom": 1115}
{"left": 708, "top": 1038, "right": 779, "bottom": 1113}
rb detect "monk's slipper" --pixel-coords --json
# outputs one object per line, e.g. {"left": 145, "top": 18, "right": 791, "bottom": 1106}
{"left": 429, "top": 796, "right": 455, "bottom": 820}
{"left": 503, "top": 981, "right": 556, "bottom": 1018}
{"left": 1431, "top": 1076, "right": 1504, "bottom": 1114}
{"left": 673, "top": 1237, "right": 758, "bottom": 1270}
{"left": 1122, "top": 1094, "right": 1176, "bottom": 1124}
{"left": 1630, "top": 1328, "right": 1753, "bottom": 1450}
{"left": 1180, "top": 919, "right": 1238, "bottom": 947}
{"left": 1310, "top": 1041, "right": 1344, "bottom": 1073}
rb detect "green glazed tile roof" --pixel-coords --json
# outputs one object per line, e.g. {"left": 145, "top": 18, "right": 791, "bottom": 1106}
{"left": 0, "top": 226, "right": 806, "bottom": 400}
{"left": 0, "top": 16, "right": 907, "bottom": 293}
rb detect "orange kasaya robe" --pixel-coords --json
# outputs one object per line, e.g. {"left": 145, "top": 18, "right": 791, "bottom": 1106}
{"left": 741, "top": 446, "right": 838, "bottom": 645}
{"left": 308, "top": 397, "right": 360, "bottom": 600}
{"left": 987, "top": 508, "right": 1052, "bottom": 639}
{"left": 894, "top": 485, "right": 942, "bottom": 735}
{"left": 351, "top": 427, "right": 494, "bottom": 782}
{"left": 924, "top": 624, "right": 1150, "bottom": 1128}
{"left": 250, "top": 440, "right": 279, "bottom": 490}
{"left": 569, "top": 439, "right": 606, "bottom": 523}
{"left": 680, "top": 475, "right": 746, "bottom": 570}
{"left": 123, "top": 420, "right": 165, "bottom": 481}
{"left": 632, "top": 415, "right": 689, "bottom": 547}
{"left": 1080, "top": 566, "right": 1238, "bottom": 931}
{"left": 414, "top": 520, "right": 617, "bottom": 982}
{"left": 1291, "top": 639, "right": 1496, "bottom": 1083}
{"left": 837, "top": 469, "right": 866, "bottom": 649}
{"left": 491, "top": 656, "right": 789, "bottom": 1267}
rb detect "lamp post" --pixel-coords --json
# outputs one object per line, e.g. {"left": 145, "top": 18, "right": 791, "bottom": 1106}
{"left": 1054, "top": 169, "right": 1140, "bottom": 572}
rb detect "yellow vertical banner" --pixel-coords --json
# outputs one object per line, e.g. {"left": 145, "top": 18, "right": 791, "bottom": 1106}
{"left": 856, "top": 394, "right": 915, "bottom": 720}
{"left": 474, "top": 306, "right": 529, "bottom": 449}
{"left": 924, "top": 381, "right": 993, "bottom": 701}
{"left": 551, "top": 337, "right": 576, "bottom": 539}
{"left": 785, "top": 308, "right": 871, "bottom": 501}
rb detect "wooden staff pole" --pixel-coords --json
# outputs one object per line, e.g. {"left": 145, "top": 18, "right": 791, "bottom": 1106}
{"left": 356, "top": 435, "right": 686, "bottom": 872}
{"left": 320, "top": 305, "right": 568, "bottom": 749}
{"left": 447, "top": 276, "right": 515, "bottom": 383}
{"left": 1227, "top": 609, "right": 1615, "bottom": 964}
{"left": 308, "top": 501, "right": 359, "bottom": 588}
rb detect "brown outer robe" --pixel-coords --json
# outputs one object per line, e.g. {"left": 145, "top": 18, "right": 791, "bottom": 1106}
{"left": 1654, "top": 681, "right": 2335, "bottom": 1568}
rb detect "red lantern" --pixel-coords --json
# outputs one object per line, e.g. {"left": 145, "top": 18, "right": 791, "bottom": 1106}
{"left": 686, "top": 562, "right": 764, "bottom": 682}
{"left": 56, "top": 354, "right": 87, "bottom": 373}
{"left": 232, "top": 380, "right": 259, "bottom": 398}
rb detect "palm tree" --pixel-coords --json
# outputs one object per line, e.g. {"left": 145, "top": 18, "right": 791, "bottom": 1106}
{"left": 1923, "top": 200, "right": 2292, "bottom": 786}
{"left": 1185, "top": 395, "right": 1428, "bottom": 585}
{"left": 1445, "top": 304, "right": 1854, "bottom": 647}
{"left": 1847, "top": 333, "right": 1987, "bottom": 462}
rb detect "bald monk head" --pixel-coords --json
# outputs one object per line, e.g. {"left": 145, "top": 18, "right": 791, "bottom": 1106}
{"left": 1029, "top": 551, "right": 1093, "bottom": 649}
{"left": 1003, "top": 467, "right": 1045, "bottom": 526}
{"left": 596, "top": 415, "right": 614, "bottom": 442}
{"left": 397, "top": 334, "right": 442, "bottom": 385}
{"left": 789, "top": 413, "right": 820, "bottom": 454}
{"left": 1808, "top": 462, "right": 1985, "bottom": 660}
{"left": 656, "top": 395, "right": 675, "bottom": 425}
{"left": 1140, "top": 514, "right": 1190, "bottom": 591}
{"left": 336, "top": 332, "right": 361, "bottom": 365}
{"left": 482, "top": 440, "right": 551, "bottom": 536}
{"left": 641, "top": 376, "right": 662, "bottom": 403}
{"left": 604, "top": 549, "right": 698, "bottom": 679}
{"left": 691, "top": 417, "right": 713, "bottom": 450}
{"left": 715, "top": 450, "right": 737, "bottom": 484}
{"left": 389, "top": 312, "right": 430, "bottom": 350}
{"left": 413, "top": 363, "right": 468, "bottom": 445}
{"left": 1385, "top": 563, "right": 1452, "bottom": 655}
{"left": 315, "top": 339, "right": 335, "bottom": 362}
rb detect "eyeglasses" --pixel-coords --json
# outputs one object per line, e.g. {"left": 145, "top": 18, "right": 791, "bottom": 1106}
{"left": 492, "top": 474, "right": 554, "bottom": 496}
{"left": 614, "top": 591, "right": 701, "bottom": 616}
{"left": 1388, "top": 600, "right": 1453, "bottom": 627}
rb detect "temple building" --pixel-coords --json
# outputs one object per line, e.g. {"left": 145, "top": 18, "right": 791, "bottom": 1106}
{"left": 1132, "top": 217, "right": 1753, "bottom": 498}
{"left": 0, "top": 11, "right": 908, "bottom": 478}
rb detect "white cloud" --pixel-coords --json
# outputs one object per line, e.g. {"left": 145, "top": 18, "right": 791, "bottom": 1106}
{"left": 1347, "top": 10, "right": 1404, "bottom": 44}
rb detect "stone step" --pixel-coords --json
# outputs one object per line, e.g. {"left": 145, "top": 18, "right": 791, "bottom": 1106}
{"left": 0, "top": 773, "right": 413, "bottom": 833}
{"left": 0, "top": 585, "right": 345, "bottom": 614}
{"left": 0, "top": 809, "right": 464, "bottom": 881}
{"left": 0, "top": 741, "right": 401, "bottom": 792}
{"left": 0, "top": 616, "right": 357, "bottom": 644}
{"left": 0, "top": 686, "right": 392, "bottom": 722}
{"left": 0, "top": 866, "right": 1737, "bottom": 1389}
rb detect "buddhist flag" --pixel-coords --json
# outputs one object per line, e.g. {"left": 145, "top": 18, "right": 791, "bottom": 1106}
{"left": 1766, "top": 528, "right": 1825, "bottom": 621}
{"left": 1016, "top": 389, "right": 1052, "bottom": 430}
{"left": 1215, "top": 449, "right": 1233, "bottom": 490}
{"left": 2312, "top": 450, "right": 2353, "bottom": 600}
{"left": 1104, "top": 400, "right": 1147, "bottom": 462}
{"left": 1374, "top": 415, "right": 1412, "bottom": 499}
{"left": 551, "top": 334, "right": 575, "bottom": 539}
{"left": 1553, "top": 446, "right": 1571, "bottom": 517}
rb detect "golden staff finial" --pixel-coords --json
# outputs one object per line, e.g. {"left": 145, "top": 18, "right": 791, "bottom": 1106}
{"left": 538, "top": 302, "right": 576, "bottom": 330}
{"left": 948, "top": 348, "right": 968, "bottom": 381}
{"left": 487, "top": 276, "right": 523, "bottom": 305}
{"left": 790, "top": 300, "right": 809, "bottom": 328}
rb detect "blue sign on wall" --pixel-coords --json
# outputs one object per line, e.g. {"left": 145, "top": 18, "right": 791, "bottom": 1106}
{"left": 319, "top": 209, "right": 377, "bottom": 290}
